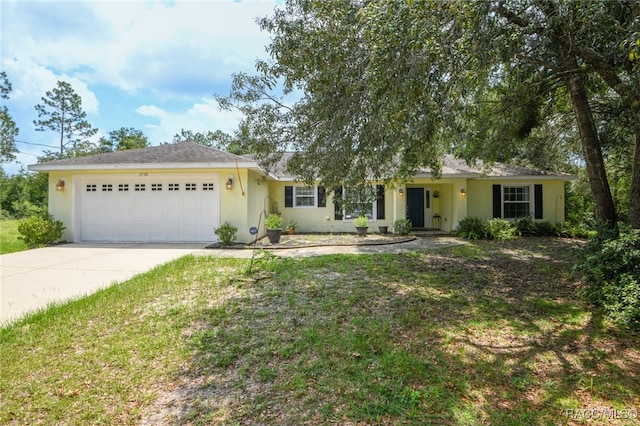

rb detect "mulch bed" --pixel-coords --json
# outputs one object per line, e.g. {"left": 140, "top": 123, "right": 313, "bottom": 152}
{"left": 206, "top": 233, "right": 416, "bottom": 250}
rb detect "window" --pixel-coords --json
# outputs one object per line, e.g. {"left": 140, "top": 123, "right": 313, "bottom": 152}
{"left": 343, "top": 186, "right": 376, "bottom": 220}
{"left": 202, "top": 183, "right": 214, "bottom": 191}
{"left": 102, "top": 184, "right": 113, "bottom": 192}
{"left": 151, "top": 183, "right": 162, "bottom": 191}
{"left": 294, "top": 186, "right": 316, "bottom": 207}
{"left": 185, "top": 183, "right": 197, "bottom": 191}
{"left": 168, "top": 183, "right": 179, "bottom": 191}
{"left": 135, "top": 184, "right": 146, "bottom": 191}
{"left": 503, "top": 185, "right": 531, "bottom": 219}
{"left": 118, "top": 184, "right": 129, "bottom": 192}
{"left": 86, "top": 184, "right": 97, "bottom": 192}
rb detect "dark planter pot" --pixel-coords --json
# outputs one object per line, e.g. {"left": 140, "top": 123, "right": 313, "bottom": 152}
{"left": 378, "top": 226, "right": 388, "bottom": 234}
{"left": 355, "top": 226, "right": 368, "bottom": 236}
{"left": 267, "top": 229, "right": 282, "bottom": 244}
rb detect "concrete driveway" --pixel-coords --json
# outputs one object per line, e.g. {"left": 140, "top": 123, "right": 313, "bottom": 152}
{"left": 0, "top": 243, "right": 214, "bottom": 324}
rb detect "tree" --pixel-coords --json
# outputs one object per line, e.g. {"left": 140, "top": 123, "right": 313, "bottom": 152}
{"left": 34, "top": 81, "right": 98, "bottom": 156}
{"left": 218, "top": 0, "right": 640, "bottom": 227}
{"left": 0, "top": 71, "right": 19, "bottom": 162}
{"left": 172, "top": 129, "right": 247, "bottom": 155}
{"left": 98, "top": 127, "right": 149, "bottom": 152}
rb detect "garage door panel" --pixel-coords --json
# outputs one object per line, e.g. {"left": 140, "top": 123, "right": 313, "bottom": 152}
{"left": 79, "top": 175, "right": 219, "bottom": 242}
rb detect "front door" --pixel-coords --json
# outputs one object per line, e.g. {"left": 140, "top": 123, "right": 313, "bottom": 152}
{"left": 406, "top": 187, "right": 424, "bottom": 228}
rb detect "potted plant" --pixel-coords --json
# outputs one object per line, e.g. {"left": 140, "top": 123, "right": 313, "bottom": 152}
{"left": 354, "top": 215, "right": 369, "bottom": 236}
{"left": 378, "top": 225, "right": 388, "bottom": 234}
{"left": 286, "top": 221, "right": 297, "bottom": 235}
{"left": 265, "top": 213, "right": 283, "bottom": 243}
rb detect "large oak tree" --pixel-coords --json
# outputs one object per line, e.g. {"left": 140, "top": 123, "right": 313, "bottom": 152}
{"left": 219, "top": 0, "right": 639, "bottom": 227}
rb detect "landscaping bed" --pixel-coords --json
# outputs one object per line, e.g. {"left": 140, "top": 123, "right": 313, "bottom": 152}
{"left": 207, "top": 232, "right": 416, "bottom": 249}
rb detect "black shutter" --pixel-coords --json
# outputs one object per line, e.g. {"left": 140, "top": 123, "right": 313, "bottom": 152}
{"left": 492, "top": 184, "right": 502, "bottom": 218}
{"left": 534, "top": 184, "right": 543, "bottom": 219}
{"left": 285, "top": 186, "right": 293, "bottom": 208}
{"left": 376, "top": 185, "right": 385, "bottom": 219}
{"left": 318, "top": 186, "right": 326, "bottom": 208}
{"left": 334, "top": 187, "right": 343, "bottom": 220}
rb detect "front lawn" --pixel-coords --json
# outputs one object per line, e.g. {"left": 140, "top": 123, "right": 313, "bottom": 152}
{"left": 1, "top": 238, "right": 638, "bottom": 425}
{"left": 0, "top": 219, "right": 28, "bottom": 254}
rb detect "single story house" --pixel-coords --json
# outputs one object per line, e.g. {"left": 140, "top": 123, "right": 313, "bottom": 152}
{"left": 29, "top": 141, "right": 575, "bottom": 244}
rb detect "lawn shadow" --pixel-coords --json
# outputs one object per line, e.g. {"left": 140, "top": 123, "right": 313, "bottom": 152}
{"left": 156, "top": 238, "right": 640, "bottom": 425}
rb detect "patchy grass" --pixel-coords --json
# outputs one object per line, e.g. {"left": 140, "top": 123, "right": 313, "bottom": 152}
{"left": 1, "top": 238, "right": 639, "bottom": 425}
{"left": 0, "top": 219, "right": 28, "bottom": 254}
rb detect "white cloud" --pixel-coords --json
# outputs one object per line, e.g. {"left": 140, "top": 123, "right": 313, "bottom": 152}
{"left": 136, "top": 97, "right": 243, "bottom": 144}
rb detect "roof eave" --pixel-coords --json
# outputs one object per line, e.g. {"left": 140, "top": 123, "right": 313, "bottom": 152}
{"left": 28, "top": 161, "right": 260, "bottom": 172}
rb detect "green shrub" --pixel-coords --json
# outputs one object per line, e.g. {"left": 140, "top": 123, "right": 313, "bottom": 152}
{"left": 354, "top": 215, "right": 368, "bottom": 227}
{"left": 513, "top": 216, "right": 559, "bottom": 236}
{"left": 455, "top": 217, "right": 489, "bottom": 240}
{"left": 17, "top": 213, "right": 65, "bottom": 247}
{"left": 392, "top": 218, "right": 412, "bottom": 235}
{"left": 11, "top": 200, "right": 43, "bottom": 219}
{"left": 575, "top": 227, "right": 640, "bottom": 329}
{"left": 487, "top": 218, "right": 519, "bottom": 241}
{"left": 214, "top": 222, "right": 238, "bottom": 245}
{"left": 265, "top": 213, "right": 283, "bottom": 230}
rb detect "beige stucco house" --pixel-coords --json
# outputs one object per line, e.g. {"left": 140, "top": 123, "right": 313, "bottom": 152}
{"left": 29, "top": 141, "right": 575, "bottom": 244}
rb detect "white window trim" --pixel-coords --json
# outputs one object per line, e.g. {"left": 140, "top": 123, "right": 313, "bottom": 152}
{"left": 293, "top": 185, "right": 317, "bottom": 208}
{"left": 502, "top": 184, "right": 534, "bottom": 219}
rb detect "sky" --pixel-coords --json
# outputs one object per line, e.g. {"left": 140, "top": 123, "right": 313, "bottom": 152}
{"left": 1, "top": 0, "right": 282, "bottom": 174}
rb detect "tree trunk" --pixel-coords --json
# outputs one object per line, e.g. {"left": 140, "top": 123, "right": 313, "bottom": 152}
{"left": 558, "top": 38, "right": 617, "bottom": 226}
{"left": 630, "top": 133, "right": 640, "bottom": 228}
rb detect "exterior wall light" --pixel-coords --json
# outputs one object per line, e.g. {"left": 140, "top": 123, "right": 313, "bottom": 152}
{"left": 225, "top": 177, "right": 233, "bottom": 190}
{"left": 398, "top": 188, "right": 404, "bottom": 197}
{"left": 459, "top": 187, "right": 467, "bottom": 197}
{"left": 56, "top": 179, "right": 66, "bottom": 191}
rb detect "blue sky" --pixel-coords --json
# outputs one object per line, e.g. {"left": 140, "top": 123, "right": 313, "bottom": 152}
{"left": 1, "top": 0, "right": 281, "bottom": 174}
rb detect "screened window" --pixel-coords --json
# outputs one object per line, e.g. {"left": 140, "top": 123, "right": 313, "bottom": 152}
{"left": 294, "top": 186, "right": 316, "bottom": 207}
{"left": 503, "top": 186, "right": 531, "bottom": 219}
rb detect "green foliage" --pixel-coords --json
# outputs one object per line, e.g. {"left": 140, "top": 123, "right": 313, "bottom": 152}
{"left": 455, "top": 217, "right": 490, "bottom": 240}
{"left": 392, "top": 219, "right": 412, "bottom": 236}
{"left": 0, "top": 71, "right": 19, "bottom": 162}
{"left": 34, "top": 80, "right": 98, "bottom": 156}
{"left": 512, "top": 216, "right": 559, "bottom": 237}
{"left": 487, "top": 218, "right": 519, "bottom": 241}
{"left": 576, "top": 227, "right": 640, "bottom": 329}
{"left": 17, "top": 213, "right": 65, "bottom": 247}
{"left": 353, "top": 215, "right": 368, "bottom": 228}
{"left": 0, "top": 168, "right": 48, "bottom": 218}
{"left": 265, "top": 213, "right": 283, "bottom": 230}
{"left": 214, "top": 222, "right": 238, "bottom": 246}
{"left": 98, "top": 127, "right": 149, "bottom": 152}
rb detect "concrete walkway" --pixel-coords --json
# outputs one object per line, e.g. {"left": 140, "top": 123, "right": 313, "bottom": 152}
{"left": 1, "top": 237, "right": 464, "bottom": 325}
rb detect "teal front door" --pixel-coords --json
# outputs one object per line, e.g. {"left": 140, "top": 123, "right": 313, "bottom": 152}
{"left": 406, "top": 188, "right": 424, "bottom": 228}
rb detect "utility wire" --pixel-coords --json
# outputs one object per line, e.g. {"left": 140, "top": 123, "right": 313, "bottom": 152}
{"left": 14, "top": 139, "right": 58, "bottom": 148}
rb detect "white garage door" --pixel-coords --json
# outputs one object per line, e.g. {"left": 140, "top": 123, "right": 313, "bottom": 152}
{"left": 78, "top": 174, "right": 220, "bottom": 242}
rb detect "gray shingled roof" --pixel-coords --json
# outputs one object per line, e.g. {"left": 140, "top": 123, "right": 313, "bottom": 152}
{"left": 270, "top": 152, "right": 572, "bottom": 179}
{"left": 34, "top": 141, "right": 253, "bottom": 166}
{"left": 30, "top": 142, "right": 573, "bottom": 179}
